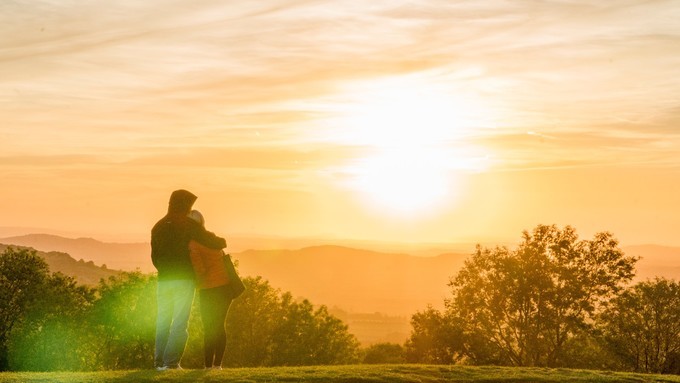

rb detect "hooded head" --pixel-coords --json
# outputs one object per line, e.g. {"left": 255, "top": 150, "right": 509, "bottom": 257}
{"left": 168, "top": 189, "right": 197, "bottom": 215}
{"left": 187, "top": 209, "right": 205, "bottom": 226}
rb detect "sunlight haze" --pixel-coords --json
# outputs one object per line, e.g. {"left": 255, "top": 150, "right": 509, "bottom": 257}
{"left": 1, "top": 1, "right": 679, "bottom": 247}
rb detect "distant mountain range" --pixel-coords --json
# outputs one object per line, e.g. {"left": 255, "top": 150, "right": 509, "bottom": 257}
{"left": 0, "top": 234, "right": 153, "bottom": 272}
{"left": 2, "top": 234, "right": 680, "bottom": 344}
{"left": 234, "top": 245, "right": 468, "bottom": 316}
{"left": 0, "top": 243, "right": 120, "bottom": 285}
{"left": 0, "top": 234, "right": 467, "bottom": 315}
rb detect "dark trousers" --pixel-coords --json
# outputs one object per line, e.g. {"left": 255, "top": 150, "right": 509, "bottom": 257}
{"left": 199, "top": 285, "right": 232, "bottom": 368}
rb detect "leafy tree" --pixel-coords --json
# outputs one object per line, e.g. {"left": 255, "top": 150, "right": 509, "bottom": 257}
{"left": 405, "top": 306, "right": 463, "bottom": 364}
{"left": 600, "top": 278, "right": 680, "bottom": 374}
{"left": 271, "top": 296, "right": 359, "bottom": 365}
{"left": 7, "top": 273, "right": 95, "bottom": 371}
{"left": 447, "top": 225, "right": 637, "bottom": 367}
{"left": 363, "top": 343, "right": 405, "bottom": 364}
{"left": 557, "top": 331, "right": 615, "bottom": 371}
{"left": 223, "top": 276, "right": 284, "bottom": 366}
{"left": 223, "top": 276, "right": 360, "bottom": 366}
{"left": 0, "top": 247, "right": 53, "bottom": 370}
{"left": 1, "top": 247, "right": 95, "bottom": 371}
{"left": 2, "top": 249, "right": 360, "bottom": 371}
{"left": 87, "top": 272, "right": 157, "bottom": 370}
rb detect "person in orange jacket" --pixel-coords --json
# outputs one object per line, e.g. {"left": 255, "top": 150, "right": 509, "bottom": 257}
{"left": 187, "top": 209, "right": 233, "bottom": 370}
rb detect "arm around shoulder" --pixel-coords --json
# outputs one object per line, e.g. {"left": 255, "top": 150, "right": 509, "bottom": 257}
{"left": 190, "top": 222, "right": 227, "bottom": 250}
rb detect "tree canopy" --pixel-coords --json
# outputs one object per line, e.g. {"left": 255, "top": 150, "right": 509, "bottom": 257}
{"left": 600, "top": 278, "right": 680, "bottom": 374}
{"left": 408, "top": 225, "right": 640, "bottom": 368}
{"left": 0, "top": 248, "right": 359, "bottom": 371}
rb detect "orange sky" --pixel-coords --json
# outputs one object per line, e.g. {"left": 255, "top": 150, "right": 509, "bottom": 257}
{"left": 1, "top": 1, "right": 679, "bottom": 247}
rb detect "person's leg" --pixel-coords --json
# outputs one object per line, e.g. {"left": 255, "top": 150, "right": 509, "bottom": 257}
{"left": 200, "top": 288, "right": 217, "bottom": 368}
{"left": 212, "top": 285, "right": 233, "bottom": 368}
{"left": 155, "top": 280, "right": 173, "bottom": 369}
{"left": 162, "top": 279, "right": 195, "bottom": 368}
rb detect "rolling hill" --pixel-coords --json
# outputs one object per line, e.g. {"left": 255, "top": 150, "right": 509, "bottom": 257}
{"left": 3, "top": 234, "right": 680, "bottom": 311}
{"left": 0, "top": 234, "right": 153, "bottom": 272}
{"left": 234, "top": 245, "right": 468, "bottom": 315}
{"left": 0, "top": 243, "right": 121, "bottom": 285}
{"left": 0, "top": 234, "right": 469, "bottom": 315}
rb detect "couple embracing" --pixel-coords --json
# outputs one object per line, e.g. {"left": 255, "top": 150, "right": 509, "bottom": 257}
{"left": 151, "top": 189, "right": 243, "bottom": 370}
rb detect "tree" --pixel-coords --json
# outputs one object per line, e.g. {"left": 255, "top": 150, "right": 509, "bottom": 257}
{"left": 447, "top": 225, "right": 637, "bottom": 367}
{"left": 223, "top": 276, "right": 284, "bottom": 366}
{"left": 87, "top": 272, "right": 157, "bottom": 370}
{"left": 223, "top": 276, "right": 360, "bottom": 366}
{"left": 0, "top": 247, "right": 52, "bottom": 370}
{"left": 2, "top": 250, "right": 360, "bottom": 371}
{"left": 7, "top": 273, "right": 95, "bottom": 371}
{"left": 271, "top": 296, "right": 359, "bottom": 365}
{"left": 363, "top": 343, "right": 405, "bottom": 364}
{"left": 1, "top": 247, "right": 95, "bottom": 371}
{"left": 600, "top": 278, "right": 680, "bottom": 374}
{"left": 405, "top": 306, "right": 463, "bottom": 364}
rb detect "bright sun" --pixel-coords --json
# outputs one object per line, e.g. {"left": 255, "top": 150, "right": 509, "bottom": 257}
{"left": 348, "top": 148, "right": 454, "bottom": 214}
{"left": 334, "top": 74, "right": 492, "bottom": 216}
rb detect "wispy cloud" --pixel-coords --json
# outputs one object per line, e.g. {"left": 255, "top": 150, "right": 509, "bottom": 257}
{"left": 2, "top": 0, "right": 678, "bottom": 142}
{"left": 2, "top": 0, "right": 680, "bottom": 243}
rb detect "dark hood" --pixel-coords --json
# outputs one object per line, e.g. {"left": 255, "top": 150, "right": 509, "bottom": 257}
{"left": 168, "top": 189, "right": 197, "bottom": 214}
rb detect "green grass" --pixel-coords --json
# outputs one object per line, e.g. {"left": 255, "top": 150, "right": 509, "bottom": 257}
{"left": 1, "top": 365, "right": 680, "bottom": 383}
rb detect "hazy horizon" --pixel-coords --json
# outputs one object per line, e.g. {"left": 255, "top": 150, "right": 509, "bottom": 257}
{"left": 2, "top": 1, "right": 680, "bottom": 247}
{"left": 3, "top": 227, "right": 680, "bottom": 260}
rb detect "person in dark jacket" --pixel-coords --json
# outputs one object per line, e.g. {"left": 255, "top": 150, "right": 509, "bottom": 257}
{"left": 151, "top": 189, "right": 226, "bottom": 370}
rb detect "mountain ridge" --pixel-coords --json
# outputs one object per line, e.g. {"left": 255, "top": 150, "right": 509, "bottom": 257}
{"left": 0, "top": 234, "right": 153, "bottom": 272}
{"left": 0, "top": 243, "right": 121, "bottom": 285}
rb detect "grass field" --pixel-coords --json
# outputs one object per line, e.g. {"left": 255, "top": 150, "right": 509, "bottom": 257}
{"left": 1, "top": 365, "right": 680, "bottom": 383}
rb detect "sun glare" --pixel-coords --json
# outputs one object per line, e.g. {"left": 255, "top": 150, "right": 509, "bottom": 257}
{"left": 348, "top": 149, "right": 455, "bottom": 215}
{"left": 336, "top": 76, "right": 485, "bottom": 147}
{"left": 332, "top": 74, "right": 493, "bottom": 216}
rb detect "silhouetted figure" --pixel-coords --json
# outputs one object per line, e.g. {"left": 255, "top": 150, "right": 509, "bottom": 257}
{"left": 151, "top": 190, "right": 226, "bottom": 370}
{"left": 187, "top": 209, "right": 233, "bottom": 370}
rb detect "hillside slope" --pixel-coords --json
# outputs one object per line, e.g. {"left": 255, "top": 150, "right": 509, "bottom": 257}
{"left": 0, "top": 234, "right": 153, "bottom": 272}
{"left": 0, "top": 243, "right": 121, "bottom": 285}
{"left": 3, "top": 235, "right": 680, "bottom": 313}
{"left": 235, "top": 245, "right": 467, "bottom": 316}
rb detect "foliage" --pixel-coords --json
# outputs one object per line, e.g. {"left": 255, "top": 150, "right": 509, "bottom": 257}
{"left": 600, "top": 278, "right": 680, "bottom": 374}
{"left": 407, "top": 225, "right": 639, "bottom": 368}
{"left": 362, "top": 343, "right": 405, "bottom": 364}
{"left": 556, "top": 332, "right": 617, "bottom": 371}
{"left": 87, "top": 272, "right": 157, "bottom": 370}
{"left": 83, "top": 274, "right": 360, "bottom": 370}
{"left": 404, "top": 306, "right": 463, "bottom": 364}
{"left": 7, "top": 273, "right": 95, "bottom": 371}
{"left": 1, "top": 249, "right": 359, "bottom": 371}
{"left": 222, "top": 276, "right": 283, "bottom": 366}
{"left": 1, "top": 247, "right": 96, "bottom": 371}
{"left": 0, "top": 248, "right": 50, "bottom": 369}
{"left": 223, "top": 276, "right": 360, "bottom": 367}
{"left": 271, "top": 295, "right": 359, "bottom": 365}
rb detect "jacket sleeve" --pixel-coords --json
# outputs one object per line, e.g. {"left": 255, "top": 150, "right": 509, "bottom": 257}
{"left": 190, "top": 222, "right": 227, "bottom": 250}
{"left": 189, "top": 241, "right": 208, "bottom": 282}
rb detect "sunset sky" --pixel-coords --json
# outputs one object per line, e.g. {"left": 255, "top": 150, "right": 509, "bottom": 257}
{"left": 1, "top": 1, "right": 679, "bottom": 248}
